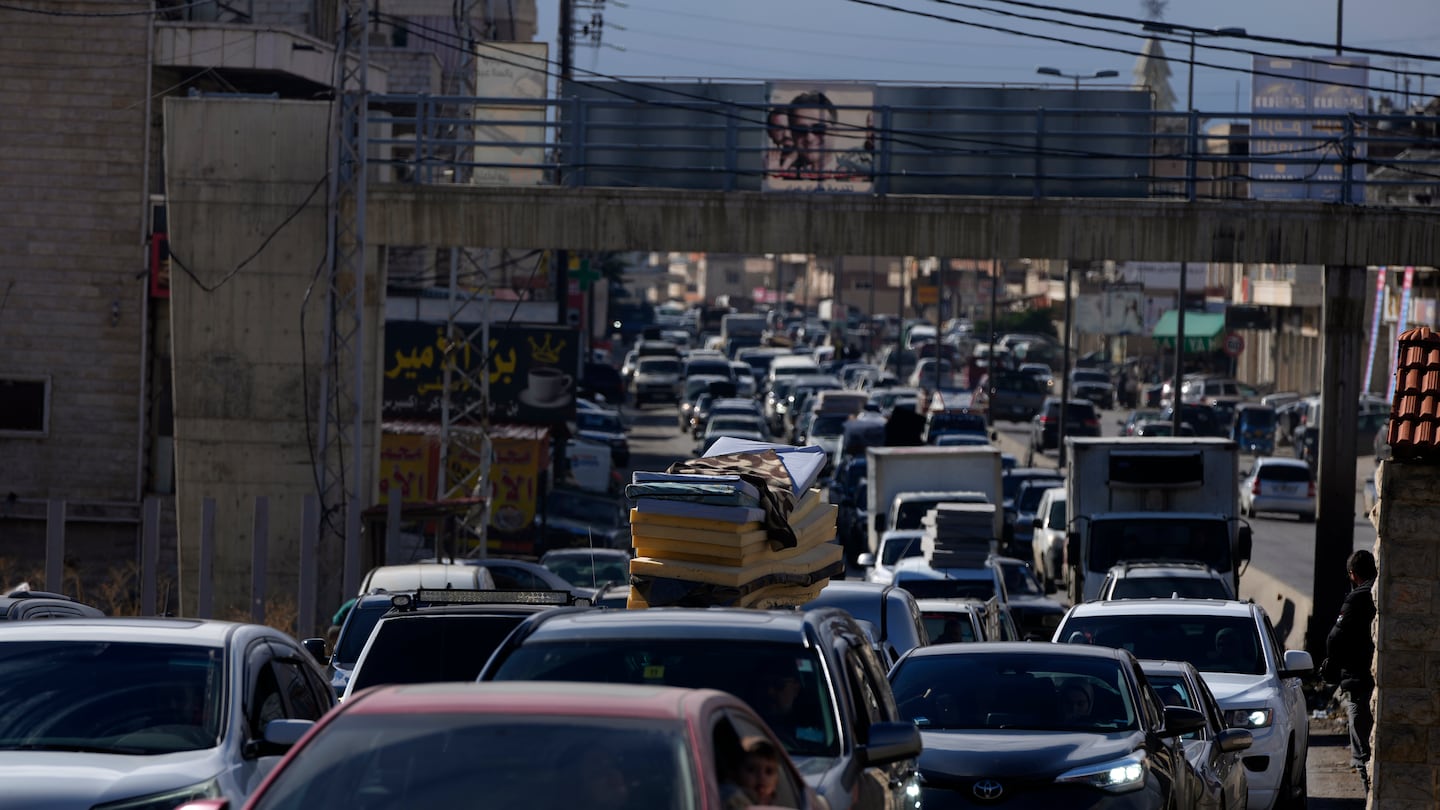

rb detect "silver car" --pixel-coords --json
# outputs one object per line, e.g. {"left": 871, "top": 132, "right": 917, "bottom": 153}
{"left": 0, "top": 618, "right": 333, "bottom": 810}
{"left": 1239, "top": 457, "right": 1316, "bottom": 521}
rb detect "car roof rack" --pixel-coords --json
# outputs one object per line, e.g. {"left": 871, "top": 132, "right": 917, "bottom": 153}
{"left": 391, "top": 589, "right": 591, "bottom": 611}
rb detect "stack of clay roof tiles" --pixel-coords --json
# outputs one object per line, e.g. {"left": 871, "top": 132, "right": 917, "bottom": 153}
{"left": 1387, "top": 326, "right": 1440, "bottom": 459}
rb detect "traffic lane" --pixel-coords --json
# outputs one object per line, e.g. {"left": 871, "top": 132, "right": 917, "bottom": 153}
{"left": 619, "top": 401, "right": 698, "bottom": 478}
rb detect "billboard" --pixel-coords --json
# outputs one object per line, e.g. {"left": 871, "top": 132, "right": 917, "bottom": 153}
{"left": 1251, "top": 56, "right": 1369, "bottom": 202}
{"left": 382, "top": 322, "right": 580, "bottom": 424}
{"left": 763, "top": 83, "right": 875, "bottom": 192}
{"left": 1074, "top": 285, "right": 1146, "bottom": 335}
{"left": 473, "top": 42, "right": 549, "bottom": 186}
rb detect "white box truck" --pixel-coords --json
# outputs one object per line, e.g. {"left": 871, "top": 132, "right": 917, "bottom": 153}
{"left": 865, "top": 446, "right": 1004, "bottom": 554}
{"left": 1063, "top": 436, "right": 1253, "bottom": 604}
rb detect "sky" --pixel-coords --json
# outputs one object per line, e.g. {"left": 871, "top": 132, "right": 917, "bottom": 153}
{"left": 532, "top": 0, "right": 1440, "bottom": 113}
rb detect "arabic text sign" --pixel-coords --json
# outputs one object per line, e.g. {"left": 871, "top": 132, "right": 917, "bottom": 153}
{"left": 1251, "top": 56, "right": 1368, "bottom": 202}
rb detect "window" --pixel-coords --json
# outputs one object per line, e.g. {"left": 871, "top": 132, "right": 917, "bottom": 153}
{"left": 0, "top": 376, "right": 49, "bottom": 436}
{"left": 273, "top": 658, "right": 327, "bottom": 720}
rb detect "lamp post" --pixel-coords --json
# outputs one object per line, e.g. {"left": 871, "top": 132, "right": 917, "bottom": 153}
{"left": 1035, "top": 66, "right": 1120, "bottom": 90}
{"left": 1140, "top": 23, "right": 1245, "bottom": 431}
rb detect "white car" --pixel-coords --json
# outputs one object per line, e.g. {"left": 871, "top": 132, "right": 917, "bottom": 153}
{"left": 0, "top": 618, "right": 333, "bottom": 809}
{"left": 856, "top": 529, "right": 925, "bottom": 585}
{"left": 1029, "top": 487, "right": 1066, "bottom": 593}
{"left": 1239, "top": 457, "right": 1316, "bottom": 522}
{"left": 1052, "top": 599, "right": 1313, "bottom": 810}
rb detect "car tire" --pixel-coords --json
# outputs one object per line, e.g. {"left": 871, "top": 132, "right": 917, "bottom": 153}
{"left": 1275, "top": 739, "right": 1307, "bottom": 810}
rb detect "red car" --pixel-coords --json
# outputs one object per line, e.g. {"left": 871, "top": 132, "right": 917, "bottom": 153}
{"left": 177, "top": 681, "right": 822, "bottom": 810}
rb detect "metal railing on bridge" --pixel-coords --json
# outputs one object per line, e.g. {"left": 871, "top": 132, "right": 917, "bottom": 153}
{"left": 364, "top": 93, "right": 1438, "bottom": 205}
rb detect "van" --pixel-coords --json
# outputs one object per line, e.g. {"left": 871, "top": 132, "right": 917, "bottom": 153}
{"left": 766, "top": 355, "right": 820, "bottom": 391}
{"left": 357, "top": 563, "right": 497, "bottom": 596}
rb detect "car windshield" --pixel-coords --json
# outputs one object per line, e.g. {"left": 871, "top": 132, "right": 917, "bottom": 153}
{"left": 543, "top": 555, "right": 631, "bottom": 589}
{"left": 895, "top": 576, "right": 995, "bottom": 601}
{"left": 576, "top": 413, "right": 622, "bottom": 433}
{"left": 639, "top": 359, "right": 680, "bottom": 375}
{"left": 810, "top": 415, "right": 848, "bottom": 436}
{"left": 999, "top": 563, "right": 1044, "bottom": 597}
{"left": 549, "top": 496, "right": 623, "bottom": 528}
{"left": 922, "top": 612, "right": 978, "bottom": 644}
{"left": 993, "top": 373, "right": 1046, "bottom": 394}
{"left": 251, "top": 713, "right": 697, "bottom": 810}
{"left": 881, "top": 535, "right": 924, "bottom": 566}
{"left": 1060, "top": 614, "right": 1265, "bottom": 676}
{"left": 337, "top": 601, "right": 393, "bottom": 665}
{"left": 0, "top": 641, "right": 224, "bottom": 755}
{"left": 489, "top": 640, "right": 841, "bottom": 758}
{"left": 707, "top": 417, "right": 761, "bottom": 435}
{"left": 894, "top": 499, "right": 947, "bottom": 530}
{"left": 1086, "top": 519, "right": 1232, "bottom": 574}
{"left": 350, "top": 616, "right": 528, "bottom": 693}
{"left": 1257, "top": 463, "right": 1311, "bottom": 482}
{"left": 889, "top": 651, "right": 1137, "bottom": 732}
{"left": 1073, "top": 371, "right": 1109, "bottom": 383}
{"left": 1017, "top": 480, "right": 1062, "bottom": 512}
{"left": 1109, "top": 576, "right": 1231, "bottom": 601}
{"left": 1239, "top": 410, "right": 1277, "bottom": 429}
{"left": 686, "top": 361, "right": 730, "bottom": 377}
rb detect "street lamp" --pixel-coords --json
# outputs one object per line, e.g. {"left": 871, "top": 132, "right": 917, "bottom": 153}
{"left": 1140, "top": 23, "right": 1245, "bottom": 431}
{"left": 1036, "top": 66, "right": 1120, "bottom": 90}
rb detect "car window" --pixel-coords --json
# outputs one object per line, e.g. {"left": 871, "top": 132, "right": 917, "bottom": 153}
{"left": 923, "top": 612, "right": 978, "bottom": 643}
{"left": 1257, "top": 463, "right": 1311, "bottom": 483}
{"left": 273, "top": 657, "right": 327, "bottom": 721}
{"left": 1146, "top": 673, "right": 1200, "bottom": 738}
{"left": 638, "top": 359, "right": 680, "bottom": 375}
{"left": 488, "top": 565, "right": 549, "bottom": 590}
{"left": 1046, "top": 498, "right": 1066, "bottom": 528}
{"left": 335, "top": 601, "right": 391, "bottom": 667}
{"left": 250, "top": 655, "right": 288, "bottom": 735}
{"left": 880, "top": 535, "right": 924, "bottom": 566}
{"left": 1060, "top": 614, "right": 1265, "bottom": 676}
{"left": 1108, "top": 576, "right": 1231, "bottom": 600}
{"left": 716, "top": 711, "right": 807, "bottom": 810}
{"left": 352, "top": 615, "right": 528, "bottom": 692}
{"left": 1133, "top": 662, "right": 1166, "bottom": 732}
{"left": 999, "top": 562, "right": 1044, "bottom": 597}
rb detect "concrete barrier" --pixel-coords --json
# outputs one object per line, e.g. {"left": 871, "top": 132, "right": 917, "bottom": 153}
{"left": 1239, "top": 563, "right": 1314, "bottom": 654}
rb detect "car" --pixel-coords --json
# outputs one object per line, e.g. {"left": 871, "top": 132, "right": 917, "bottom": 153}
{"left": 991, "top": 556, "right": 1068, "bottom": 641}
{"left": 1240, "top": 457, "right": 1316, "bottom": 522}
{"left": 327, "top": 592, "right": 400, "bottom": 697}
{"left": 538, "top": 488, "right": 630, "bottom": 551}
{"left": 1140, "top": 659, "right": 1254, "bottom": 810}
{"left": 1017, "top": 361, "right": 1056, "bottom": 390}
{"left": 630, "top": 356, "right": 683, "bottom": 406}
{"left": 574, "top": 407, "right": 630, "bottom": 467}
{"left": 932, "top": 433, "right": 990, "bottom": 447}
{"left": 454, "top": 557, "right": 599, "bottom": 600}
{"left": 887, "top": 641, "right": 1207, "bottom": 809}
{"left": 908, "top": 358, "right": 956, "bottom": 389}
{"left": 1029, "top": 397, "right": 1102, "bottom": 455}
{"left": 479, "top": 606, "right": 922, "bottom": 810}
{"left": 538, "top": 547, "right": 633, "bottom": 591}
{"left": 357, "top": 563, "right": 496, "bottom": 596}
{"left": 857, "top": 529, "right": 925, "bottom": 585}
{"left": 804, "top": 410, "right": 851, "bottom": 470}
{"left": 1118, "top": 408, "right": 1164, "bottom": 436}
{"left": 729, "top": 361, "right": 758, "bottom": 396}
{"left": 1053, "top": 599, "right": 1314, "bottom": 810}
{"left": 801, "top": 579, "right": 930, "bottom": 664}
{"left": 1135, "top": 419, "right": 1199, "bottom": 437}
{"left": 0, "top": 589, "right": 105, "bottom": 619}
{"left": 683, "top": 355, "right": 737, "bottom": 382}
{"left": 1004, "top": 475, "right": 1064, "bottom": 558}
{"left": 890, "top": 557, "right": 1009, "bottom": 604}
{"left": 696, "top": 397, "right": 766, "bottom": 438}
{"left": 0, "top": 618, "right": 333, "bottom": 809}
{"left": 579, "top": 361, "right": 625, "bottom": 406}
{"left": 697, "top": 417, "right": 769, "bottom": 455}
{"left": 340, "top": 589, "right": 588, "bottom": 701}
{"left": 182, "top": 682, "right": 824, "bottom": 810}
{"left": 917, "top": 596, "right": 1020, "bottom": 643}
{"left": 1095, "top": 561, "right": 1238, "bottom": 601}
{"left": 1069, "top": 368, "right": 1117, "bottom": 410}
{"left": 679, "top": 374, "right": 732, "bottom": 431}
{"left": 1029, "top": 486, "right": 1067, "bottom": 593}
{"left": 978, "top": 369, "right": 1049, "bottom": 423}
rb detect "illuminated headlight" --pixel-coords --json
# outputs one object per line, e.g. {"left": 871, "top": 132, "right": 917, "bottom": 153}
{"left": 1055, "top": 753, "right": 1148, "bottom": 793}
{"left": 1224, "top": 708, "right": 1273, "bottom": 729}
{"left": 91, "top": 778, "right": 222, "bottom": 810}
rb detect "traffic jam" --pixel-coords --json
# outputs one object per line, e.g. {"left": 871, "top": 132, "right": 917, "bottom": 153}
{"left": 4, "top": 311, "right": 1323, "bottom": 810}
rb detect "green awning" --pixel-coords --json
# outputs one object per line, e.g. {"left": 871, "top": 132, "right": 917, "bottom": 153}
{"left": 1152, "top": 311, "right": 1227, "bottom": 352}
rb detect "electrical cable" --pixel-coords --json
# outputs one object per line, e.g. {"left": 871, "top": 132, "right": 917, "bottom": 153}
{"left": 0, "top": 0, "right": 217, "bottom": 17}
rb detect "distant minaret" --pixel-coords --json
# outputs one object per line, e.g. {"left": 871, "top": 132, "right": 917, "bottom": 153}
{"left": 1135, "top": 0, "right": 1179, "bottom": 112}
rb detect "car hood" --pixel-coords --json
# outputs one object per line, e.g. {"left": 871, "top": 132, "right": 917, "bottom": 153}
{"left": 0, "top": 749, "right": 227, "bottom": 809}
{"left": 917, "top": 729, "right": 1142, "bottom": 779}
{"left": 1200, "top": 672, "right": 1278, "bottom": 707}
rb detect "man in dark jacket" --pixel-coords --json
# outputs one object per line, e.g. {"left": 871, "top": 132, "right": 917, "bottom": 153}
{"left": 1322, "top": 549, "right": 1377, "bottom": 793}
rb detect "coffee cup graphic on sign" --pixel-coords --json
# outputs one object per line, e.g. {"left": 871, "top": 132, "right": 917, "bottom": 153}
{"left": 522, "top": 366, "right": 573, "bottom": 408}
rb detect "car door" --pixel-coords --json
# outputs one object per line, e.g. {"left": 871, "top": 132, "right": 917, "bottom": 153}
{"left": 1261, "top": 609, "right": 1308, "bottom": 772}
{"left": 1131, "top": 661, "right": 1189, "bottom": 808}
{"left": 840, "top": 639, "right": 911, "bottom": 810}
{"left": 241, "top": 640, "right": 334, "bottom": 793}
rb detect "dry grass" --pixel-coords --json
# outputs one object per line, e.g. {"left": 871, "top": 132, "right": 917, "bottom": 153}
{"left": 0, "top": 556, "right": 299, "bottom": 637}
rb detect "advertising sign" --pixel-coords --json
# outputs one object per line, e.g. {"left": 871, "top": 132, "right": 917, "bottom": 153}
{"left": 1251, "top": 56, "right": 1369, "bottom": 202}
{"left": 763, "top": 83, "right": 875, "bottom": 193}
{"left": 383, "top": 322, "right": 580, "bottom": 425}
{"left": 473, "top": 42, "right": 549, "bottom": 186}
{"left": 377, "top": 433, "right": 439, "bottom": 504}
{"left": 489, "top": 430, "right": 547, "bottom": 540}
{"left": 1363, "top": 267, "right": 1386, "bottom": 394}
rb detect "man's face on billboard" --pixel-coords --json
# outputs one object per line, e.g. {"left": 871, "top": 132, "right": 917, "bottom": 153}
{"left": 789, "top": 106, "right": 830, "bottom": 168}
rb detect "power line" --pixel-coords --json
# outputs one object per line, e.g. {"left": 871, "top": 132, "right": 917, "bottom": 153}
{"left": 0, "top": 0, "right": 216, "bottom": 17}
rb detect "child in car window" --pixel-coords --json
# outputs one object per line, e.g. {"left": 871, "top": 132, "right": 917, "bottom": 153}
{"left": 723, "top": 736, "right": 782, "bottom": 809}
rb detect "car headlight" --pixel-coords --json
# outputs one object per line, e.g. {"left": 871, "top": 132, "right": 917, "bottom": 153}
{"left": 1055, "top": 753, "right": 1148, "bottom": 793}
{"left": 91, "top": 778, "right": 222, "bottom": 810}
{"left": 1224, "top": 708, "right": 1273, "bottom": 729}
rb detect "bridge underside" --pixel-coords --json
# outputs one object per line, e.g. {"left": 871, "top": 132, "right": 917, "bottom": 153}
{"left": 366, "top": 185, "right": 1437, "bottom": 265}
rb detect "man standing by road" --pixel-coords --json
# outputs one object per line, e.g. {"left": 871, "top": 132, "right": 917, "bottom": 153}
{"left": 1322, "top": 549, "right": 1377, "bottom": 794}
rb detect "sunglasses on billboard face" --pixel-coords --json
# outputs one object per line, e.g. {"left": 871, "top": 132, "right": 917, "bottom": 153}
{"left": 791, "top": 123, "right": 827, "bottom": 138}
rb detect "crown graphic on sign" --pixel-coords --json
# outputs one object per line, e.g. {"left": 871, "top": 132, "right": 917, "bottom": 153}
{"left": 527, "top": 334, "right": 565, "bottom": 364}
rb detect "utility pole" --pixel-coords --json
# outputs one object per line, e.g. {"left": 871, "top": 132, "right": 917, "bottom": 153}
{"left": 1059, "top": 263, "right": 1073, "bottom": 468}
{"left": 1308, "top": 265, "right": 1366, "bottom": 661}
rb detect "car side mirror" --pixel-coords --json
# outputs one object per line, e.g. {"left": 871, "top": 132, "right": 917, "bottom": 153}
{"left": 856, "top": 552, "right": 876, "bottom": 567}
{"left": 301, "top": 637, "right": 329, "bottom": 665}
{"left": 1237, "top": 525, "right": 1253, "bottom": 562}
{"left": 1161, "top": 706, "right": 1207, "bottom": 738}
{"left": 1031, "top": 518, "right": 1042, "bottom": 529}
{"left": 859, "top": 721, "right": 922, "bottom": 766}
{"left": 1216, "top": 727, "right": 1254, "bottom": 753}
{"left": 244, "top": 718, "right": 314, "bottom": 760}
{"left": 1280, "top": 649, "right": 1314, "bottom": 677}
{"left": 173, "top": 802, "right": 230, "bottom": 810}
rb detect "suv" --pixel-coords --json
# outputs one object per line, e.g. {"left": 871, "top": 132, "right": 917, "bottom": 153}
{"left": 630, "top": 356, "right": 683, "bottom": 406}
{"left": 1029, "top": 397, "right": 1101, "bottom": 455}
{"left": 0, "top": 590, "right": 105, "bottom": 619}
{"left": 1095, "top": 560, "right": 1238, "bottom": 601}
{"left": 479, "top": 607, "right": 922, "bottom": 810}
{"left": 1069, "top": 368, "right": 1117, "bottom": 410}
{"left": 1052, "top": 599, "right": 1313, "bottom": 810}
{"left": 341, "top": 589, "right": 587, "bottom": 700}
{"left": 802, "top": 580, "right": 930, "bottom": 665}
{"left": 979, "top": 369, "right": 1048, "bottom": 422}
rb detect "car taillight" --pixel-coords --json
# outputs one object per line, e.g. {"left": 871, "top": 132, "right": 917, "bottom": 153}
{"left": 1039, "top": 415, "right": 1052, "bottom": 424}
{"left": 1308, "top": 480, "right": 1316, "bottom": 498}
{"left": 1252, "top": 479, "right": 1262, "bottom": 495}
{"left": 1084, "top": 418, "right": 1099, "bottom": 428}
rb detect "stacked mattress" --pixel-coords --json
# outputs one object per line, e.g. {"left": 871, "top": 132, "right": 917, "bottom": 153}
{"left": 625, "top": 439, "right": 843, "bottom": 609}
{"left": 921, "top": 502, "right": 998, "bottom": 568}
